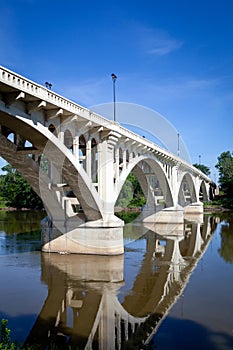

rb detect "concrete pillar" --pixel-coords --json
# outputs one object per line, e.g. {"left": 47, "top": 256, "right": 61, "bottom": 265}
{"left": 122, "top": 149, "right": 127, "bottom": 171}
{"left": 128, "top": 150, "right": 132, "bottom": 161}
{"left": 115, "top": 147, "right": 119, "bottom": 182}
{"left": 46, "top": 130, "right": 63, "bottom": 188}
{"left": 73, "top": 135, "right": 79, "bottom": 163}
{"left": 91, "top": 141, "right": 98, "bottom": 183}
{"left": 144, "top": 174, "right": 157, "bottom": 212}
{"left": 171, "top": 165, "right": 179, "bottom": 206}
{"left": 98, "top": 139, "right": 115, "bottom": 217}
{"left": 86, "top": 138, "right": 92, "bottom": 178}
{"left": 58, "top": 130, "right": 64, "bottom": 144}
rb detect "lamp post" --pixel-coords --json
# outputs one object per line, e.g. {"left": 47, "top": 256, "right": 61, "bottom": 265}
{"left": 45, "top": 82, "right": 52, "bottom": 90}
{"left": 177, "top": 133, "right": 180, "bottom": 157}
{"left": 111, "top": 73, "right": 117, "bottom": 122}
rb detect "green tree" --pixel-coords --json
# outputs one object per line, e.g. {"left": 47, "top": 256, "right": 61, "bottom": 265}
{"left": 0, "top": 164, "right": 43, "bottom": 209}
{"left": 218, "top": 217, "right": 233, "bottom": 263}
{"left": 116, "top": 173, "right": 145, "bottom": 208}
{"left": 193, "top": 163, "right": 210, "bottom": 176}
{"left": 215, "top": 151, "right": 233, "bottom": 197}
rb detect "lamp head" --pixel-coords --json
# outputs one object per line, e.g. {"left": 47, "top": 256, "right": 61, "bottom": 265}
{"left": 111, "top": 73, "right": 117, "bottom": 81}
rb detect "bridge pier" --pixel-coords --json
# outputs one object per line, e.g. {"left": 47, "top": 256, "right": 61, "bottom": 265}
{"left": 184, "top": 202, "right": 204, "bottom": 223}
{"left": 40, "top": 202, "right": 204, "bottom": 255}
{"left": 143, "top": 206, "right": 184, "bottom": 224}
{"left": 41, "top": 219, "right": 124, "bottom": 255}
{"left": 142, "top": 202, "right": 203, "bottom": 224}
{"left": 184, "top": 201, "right": 203, "bottom": 215}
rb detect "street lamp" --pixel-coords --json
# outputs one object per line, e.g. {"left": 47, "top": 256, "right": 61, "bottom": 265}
{"left": 111, "top": 73, "right": 117, "bottom": 122}
{"left": 45, "top": 82, "right": 52, "bottom": 90}
{"left": 177, "top": 133, "right": 180, "bottom": 157}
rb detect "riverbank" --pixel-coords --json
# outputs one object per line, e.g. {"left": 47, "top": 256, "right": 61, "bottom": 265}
{"left": 0, "top": 205, "right": 228, "bottom": 212}
{"left": 204, "top": 205, "right": 231, "bottom": 213}
{"left": 0, "top": 206, "right": 45, "bottom": 211}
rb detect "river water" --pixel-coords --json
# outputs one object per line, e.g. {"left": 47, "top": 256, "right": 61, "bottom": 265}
{"left": 0, "top": 210, "right": 233, "bottom": 349}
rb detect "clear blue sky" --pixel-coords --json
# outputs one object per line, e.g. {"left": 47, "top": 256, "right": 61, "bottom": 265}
{"left": 1, "top": 0, "right": 233, "bottom": 180}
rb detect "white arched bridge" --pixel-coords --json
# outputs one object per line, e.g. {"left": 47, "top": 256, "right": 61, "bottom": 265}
{"left": 0, "top": 66, "right": 215, "bottom": 254}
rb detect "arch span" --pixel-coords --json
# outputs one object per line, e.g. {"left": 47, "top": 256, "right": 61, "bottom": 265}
{"left": 0, "top": 110, "right": 103, "bottom": 223}
{"left": 199, "top": 180, "right": 209, "bottom": 202}
{"left": 178, "top": 172, "right": 198, "bottom": 206}
{"left": 115, "top": 155, "right": 174, "bottom": 212}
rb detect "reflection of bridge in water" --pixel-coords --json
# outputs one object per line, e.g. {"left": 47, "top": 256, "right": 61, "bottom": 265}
{"left": 26, "top": 215, "right": 216, "bottom": 349}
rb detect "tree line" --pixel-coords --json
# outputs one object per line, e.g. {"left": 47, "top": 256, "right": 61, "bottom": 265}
{"left": 194, "top": 151, "right": 233, "bottom": 208}
{"left": 0, "top": 150, "right": 232, "bottom": 210}
{"left": 0, "top": 165, "right": 43, "bottom": 209}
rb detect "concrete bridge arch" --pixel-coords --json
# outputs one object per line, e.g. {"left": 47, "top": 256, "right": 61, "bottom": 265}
{"left": 0, "top": 65, "right": 215, "bottom": 254}
{"left": 199, "top": 179, "right": 210, "bottom": 202}
{"left": 178, "top": 172, "right": 198, "bottom": 206}
{"left": 115, "top": 155, "right": 174, "bottom": 214}
{"left": 0, "top": 111, "right": 104, "bottom": 225}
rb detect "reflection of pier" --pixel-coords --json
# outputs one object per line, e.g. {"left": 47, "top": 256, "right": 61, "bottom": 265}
{"left": 26, "top": 254, "right": 146, "bottom": 349}
{"left": 124, "top": 215, "right": 216, "bottom": 347}
{"left": 26, "top": 215, "right": 216, "bottom": 349}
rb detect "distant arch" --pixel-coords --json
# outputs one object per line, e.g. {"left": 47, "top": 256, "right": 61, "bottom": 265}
{"left": 48, "top": 124, "right": 57, "bottom": 136}
{"left": 91, "top": 138, "right": 98, "bottom": 182}
{"left": 115, "top": 155, "right": 174, "bottom": 209}
{"left": 64, "top": 129, "right": 73, "bottom": 151}
{"left": 199, "top": 180, "right": 208, "bottom": 202}
{"left": 79, "top": 134, "right": 87, "bottom": 170}
{"left": 178, "top": 173, "right": 197, "bottom": 206}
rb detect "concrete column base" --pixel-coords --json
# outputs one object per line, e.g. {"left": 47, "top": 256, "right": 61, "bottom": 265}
{"left": 143, "top": 206, "right": 184, "bottom": 224}
{"left": 184, "top": 203, "right": 204, "bottom": 223}
{"left": 41, "top": 225, "right": 124, "bottom": 255}
{"left": 142, "top": 207, "right": 184, "bottom": 237}
{"left": 184, "top": 202, "right": 203, "bottom": 215}
{"left": 80, "top": 215, "right": 124, "bottom": 228}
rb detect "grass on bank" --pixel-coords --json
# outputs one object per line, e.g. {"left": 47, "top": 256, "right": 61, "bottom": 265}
{"left": 0, "top": 197, "right": 7, "bottom": 208}
{"left": 204, "top": 196, "right": 233, "bottom": 210}
{"left": 115, "top": 210, "right": 141, "bottom": 223}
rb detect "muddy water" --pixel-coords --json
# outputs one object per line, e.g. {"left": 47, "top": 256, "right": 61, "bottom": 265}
{"left": 0, "top": 211, "right": 232, "bottom": 349}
